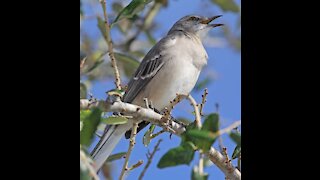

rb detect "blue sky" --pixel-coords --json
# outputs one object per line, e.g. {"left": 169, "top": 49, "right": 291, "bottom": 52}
{"left": 81, "top": 0, "right": 241, "bottom": 179}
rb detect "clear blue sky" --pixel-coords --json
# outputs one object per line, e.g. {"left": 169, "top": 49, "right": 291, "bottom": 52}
{"left": 81, "top": 0, "right": 240, "bottom": 179}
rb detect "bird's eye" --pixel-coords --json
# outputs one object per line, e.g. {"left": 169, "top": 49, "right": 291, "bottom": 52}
{"left": 189, "top": 16, "right": 199, "bottom": 21}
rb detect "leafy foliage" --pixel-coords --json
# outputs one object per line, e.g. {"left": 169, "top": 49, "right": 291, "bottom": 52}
{"left": 230, "top": 131, "right": 241, "bottom": 146}
{"left": 80, "top": 108, "right": 102, "bottom": 146}
{"left": 113, "top": 0, "right": 154, "bottom": 24}
{"left": 143, "top": 124, "right": 156, "bottom": 146}
{"left": 102, "top": 116, "right": 128, "bottom": 125}
{"left": 106, "top": 152, "right": 127, "bottom": 162}
{"left": 232, "top": 145, "right": 241, "bottom": 159}
{"left": 211, "top": 0, "right": 239, "bottom": 12}
{"left": 183, "top": 113, "right": 220, "bottom": 152}
{"left": 157, "top": 142, "right": 195, "bottom": 168}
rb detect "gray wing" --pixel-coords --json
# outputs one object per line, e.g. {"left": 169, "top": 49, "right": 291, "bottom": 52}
{"left": 123, "top": 38, "right": 170, "bottom": 103}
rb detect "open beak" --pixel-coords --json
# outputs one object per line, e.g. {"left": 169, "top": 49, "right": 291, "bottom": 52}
{"left": 200, "top": 15, "right": 223, "bottom": 28}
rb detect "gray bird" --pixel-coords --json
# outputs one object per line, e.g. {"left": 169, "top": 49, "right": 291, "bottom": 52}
{"left": 91, "top": 15, "right": 223, "bottom": 171}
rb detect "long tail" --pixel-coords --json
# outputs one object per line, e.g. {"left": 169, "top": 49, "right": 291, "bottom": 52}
{"left": 90, "top": 123, "right": 131, "bottom": 171}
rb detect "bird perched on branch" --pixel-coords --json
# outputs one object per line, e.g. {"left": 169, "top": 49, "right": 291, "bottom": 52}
{"left": 91, "top": 15, "right": 223, "bottom": 171}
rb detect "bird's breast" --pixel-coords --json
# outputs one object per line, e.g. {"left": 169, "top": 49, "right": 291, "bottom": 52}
{"left": 136, "top": 57, "right": 201, "bottom": 111}
{"left": 132, "top": 34, "right": 208, "bottom": 111}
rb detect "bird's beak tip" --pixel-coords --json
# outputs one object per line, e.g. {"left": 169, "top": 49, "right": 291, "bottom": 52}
{"left": 200, "top": 15, "right": 223, "bottom": 25}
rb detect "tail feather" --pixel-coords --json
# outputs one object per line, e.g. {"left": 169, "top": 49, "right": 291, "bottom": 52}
{"left": 90, "top": 123, "right": 132, "bottom": 171}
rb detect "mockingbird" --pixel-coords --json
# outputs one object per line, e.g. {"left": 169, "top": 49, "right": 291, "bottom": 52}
{"left": 91, "top": 15, "right": 223, "bottom": 171}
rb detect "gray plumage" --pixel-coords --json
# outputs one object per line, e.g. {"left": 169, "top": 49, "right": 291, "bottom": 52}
{"left": 91, "top": 15, "right": 223, "bottom": 171}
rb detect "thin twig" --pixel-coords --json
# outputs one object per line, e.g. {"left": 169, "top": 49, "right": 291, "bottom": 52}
{"left": 198, "top": 152, "right": 204, "bottom": 175}
{"left": 218, "top": 136, "right": 224, "bottom": 152}
{"left": 150, "top": 129, "right": 165, "bottom": 139}
{"left": 184, "top": 94, "right": 202, "bottom": 128}
{"left": 222, "top": 147, "right": 231, "bottom": 165}
{"left": 80, "top": 57, "right": 87, "bottom": 70}
{"left": 119, "top": 121, "right": 140, "bottom": 180}
{"left": 138, "top": 139, "right": 162, "bottom": 180}
{"left": 217, "top": 121, "right": 241, "bottom": 136}
{"left": 80, "top": 149, "right": 100, "bottom": 180}
{"left": 162, "top": 94, "right": 184, "bottom": 122}
{"left": 99, "top": 0, "right": 121, "bottom": 90}
{"left": 127, "top": 160, "right": 144, "bottom": 171}
{"left": 199, "top": 88, "right": 208, "bottom": 116}
{"left": 222, "top": 147, "right": 232, "bottom": 180}
{"left": 164, "top": 94, "right": 201, "bottom": 128}
{"left": 143, "top": 98, "right": 149, "bottom": 109}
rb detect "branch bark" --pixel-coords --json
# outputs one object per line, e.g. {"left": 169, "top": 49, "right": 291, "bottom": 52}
{"left": 205, "top": 147, "right": 241, "bottom": 180}
{"left": 100, "top": 0, "right": 121, "bottom": 90}
{"left": 80, "top": 99, "right": 241, "bottom": 179}
{"left": 119, "top": 121, "right": 140, "bottom": 180}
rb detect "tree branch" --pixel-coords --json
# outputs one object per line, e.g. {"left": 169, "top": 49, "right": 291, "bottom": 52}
{"left": 80, "top": 149, "right": 100, "bottom": 180}
{"left": 184, "top": 94, "right": 202, "bottom": 128}
{"left": 150, "top": 129, "right": 165, "bottom": 139}
{"left": 119, "top": 121, "right": 141, "bottom": 180}
{"left": 99, "top": 0, "right": 121, "bottom": 90}
{"left": 205, "top": 147, "right": 241, "bottom": 180}
{"left": 138, "top": 139, "right": 162, "bottom": 180}
{"left": 199, "top": 88, "right": 208, "bottom": 116}
{"left": 217, "top": 120, "right": 241, "bottom": 136}
{"left": 80, "top": 99, "right": 241, "bottom": 179}
{"left": 80, "top": 99, "right": 186, "bottom": 135}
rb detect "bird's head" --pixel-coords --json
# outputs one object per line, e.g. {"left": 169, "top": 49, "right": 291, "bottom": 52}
{"left": 168, "top": 15, "right": 223, "bottom": 39}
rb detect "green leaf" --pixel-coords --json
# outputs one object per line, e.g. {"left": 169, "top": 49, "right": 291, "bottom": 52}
{"left": 181, "top": 122, "right": 197, "bottom": 143}
{"left": 202, "top": 113, "right": 219, "bottom": 133}
{"left": 182, "top": 113, "right": 220, "bottom": 151}
{"left": 186, "top": 130, "right": 216, "bottom": 151}
{"left": 192, "top": 167, "right": 209, "bottom": 180}
{"left": 80, "top": 110, "right": 91, "bottom": 123}
{"left": 113, "top": 0, "right": 154, "bottom": 24}
{"left": 106, "top": 152, "right": 126, "bottom": 162}
{"left": 143, "top": 124, "right": 156, "bottom": 146}
{"left": 80, "top": 83, "right": 87, "bottom": 99}
{"left": 80, "top": 108, "right": 102, "bottom": 146}
{"left": 102, "top": 116, "right": 128, "bottom": 125}
{"left": 212, "top": 0, "right": 239, "bottom": 12}
{"left": 106, "top": 88, "right": 125, "bottom": 97}
{"left": 230, "top": 131, "right": 241, "bottom": 146}
{"left": 232, "top": 145, "right": 241, "bottom": 159}
{"left": 157, "top": 142, "right": 195, "bottom": 168}
{"left": 112, "top": 2, "right": 133, "bottom": 34}
{"left": 114, "top": 52, "right": 140, "bottom": 77}
{"left": 80, "top": 110, "right": 91, "bottom": 132}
